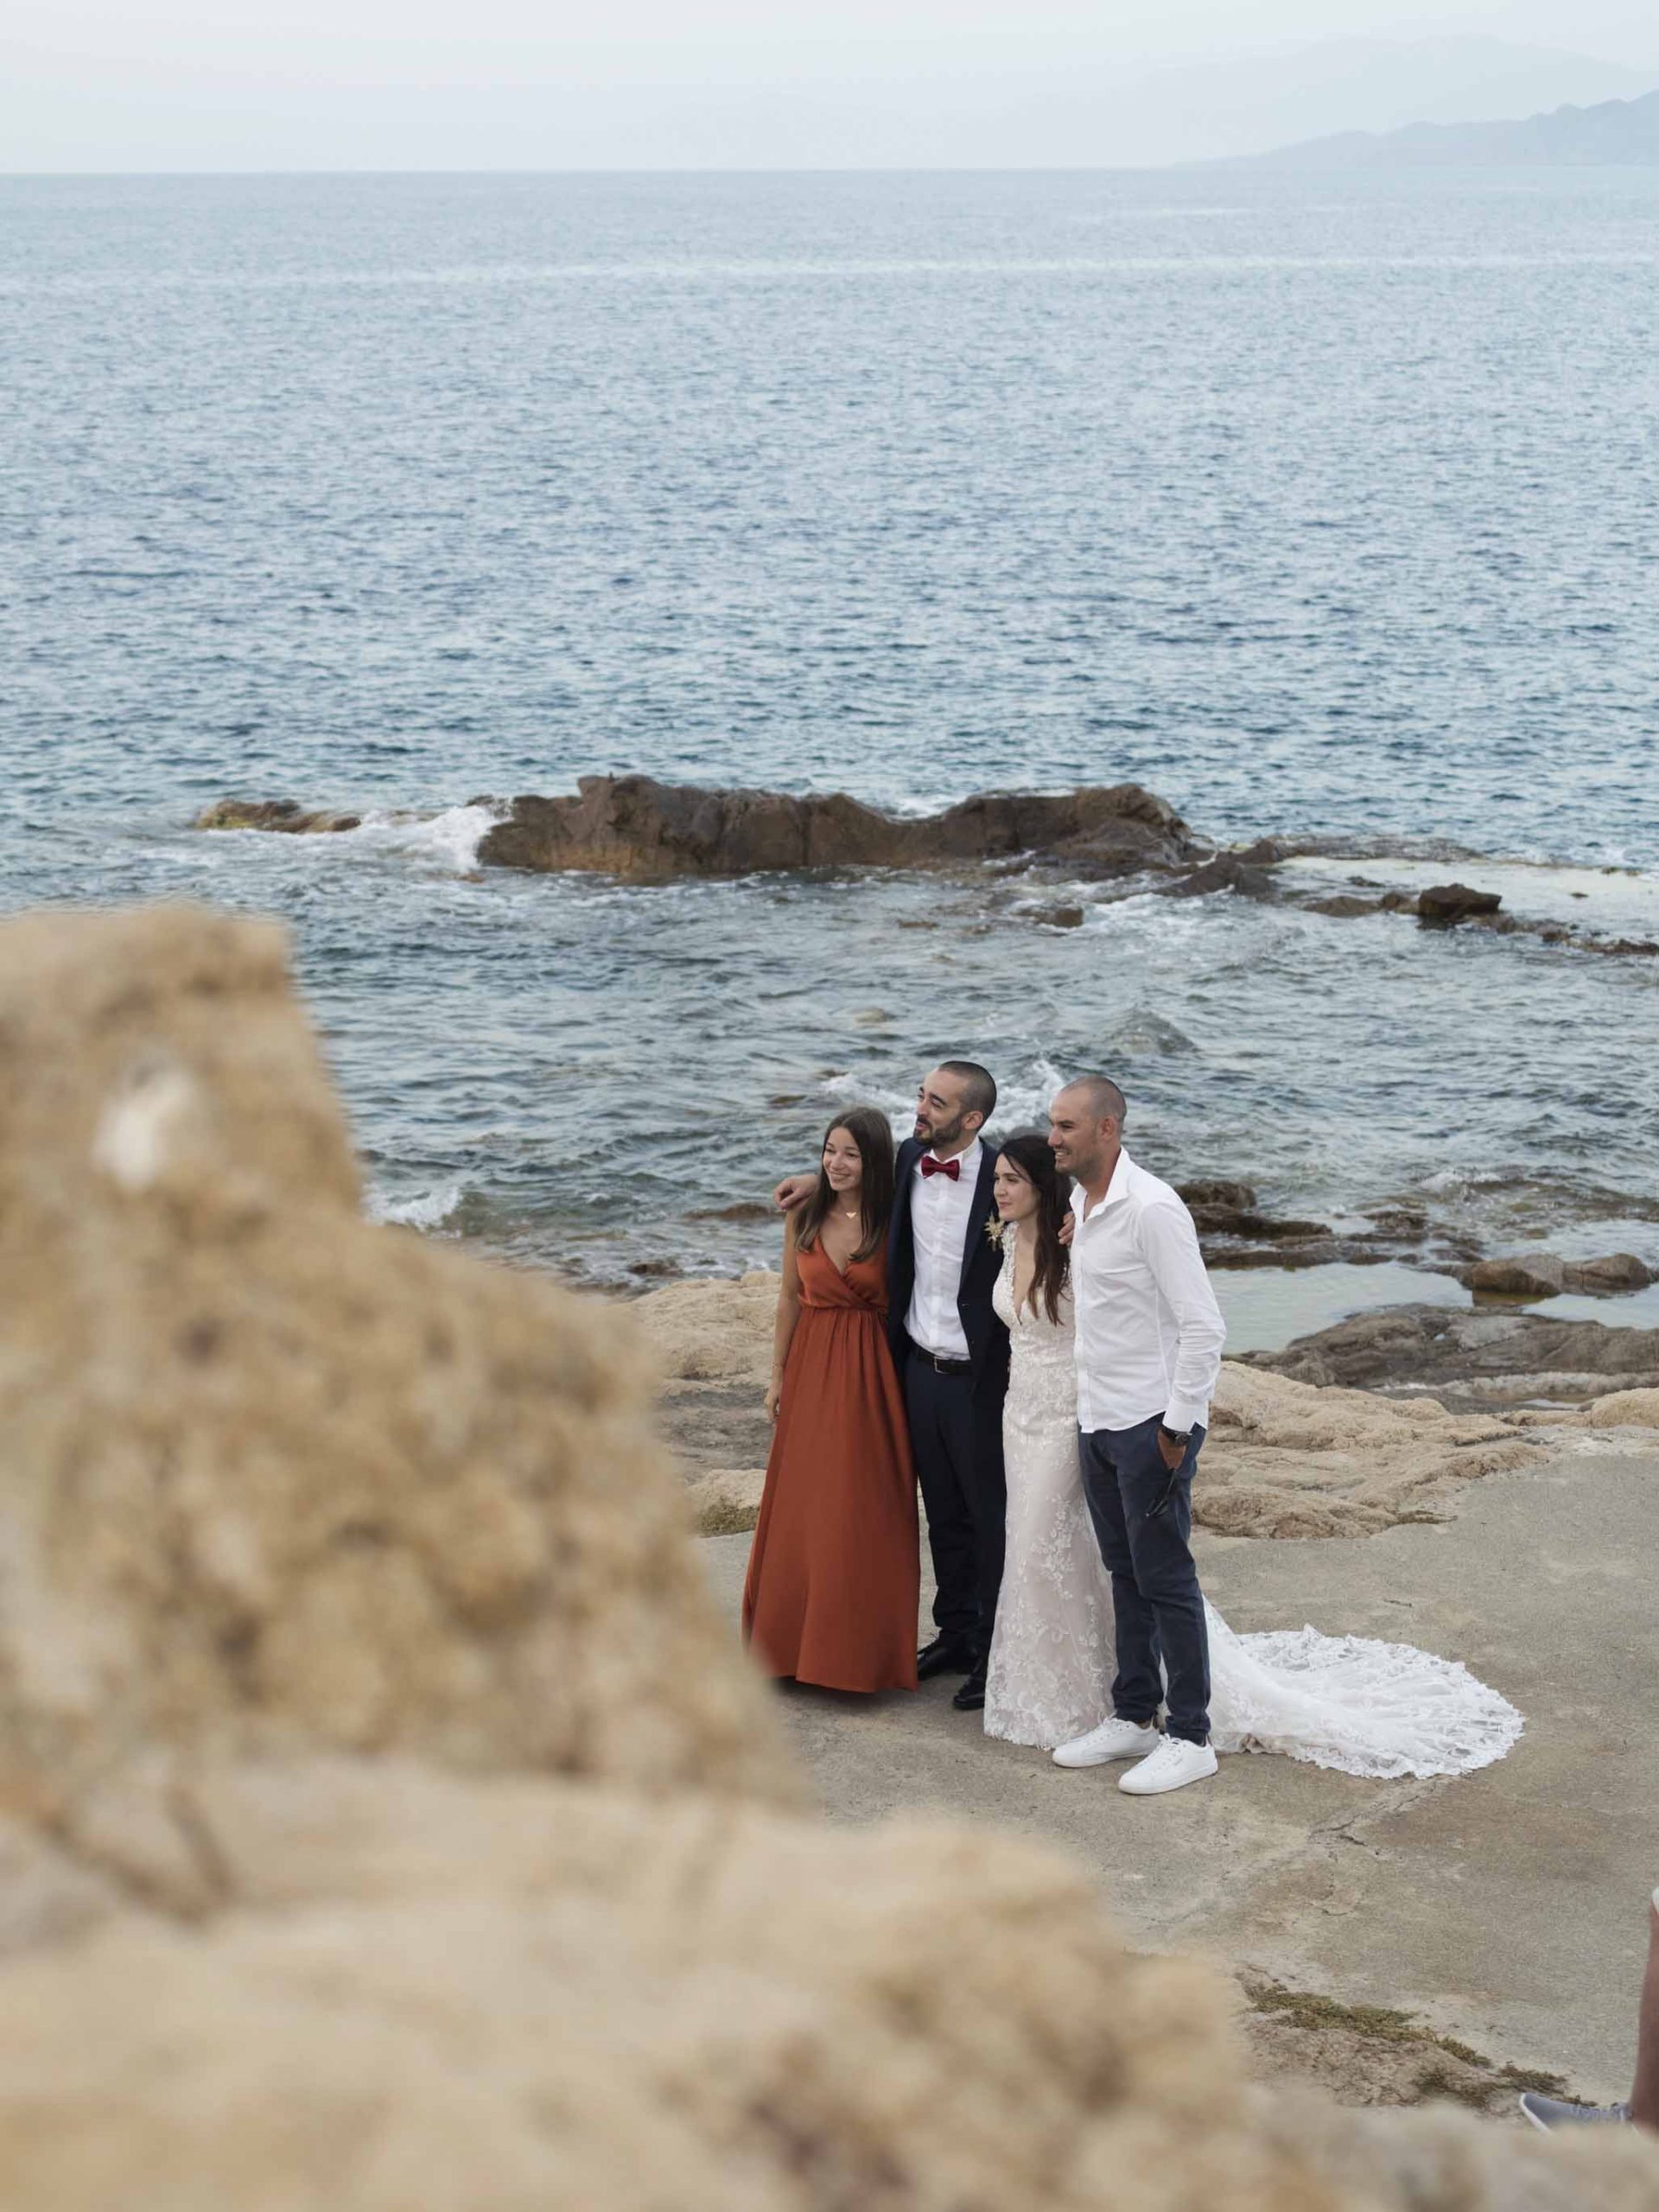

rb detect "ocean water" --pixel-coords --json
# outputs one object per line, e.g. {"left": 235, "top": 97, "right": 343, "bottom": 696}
{"left": 3, "top": 168, "right": 1657, "bottom": 1303}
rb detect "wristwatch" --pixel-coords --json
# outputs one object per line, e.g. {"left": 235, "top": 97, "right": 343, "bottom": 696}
{"left": 1158, "top": 1421, "right": 1191, "bottom": 1449}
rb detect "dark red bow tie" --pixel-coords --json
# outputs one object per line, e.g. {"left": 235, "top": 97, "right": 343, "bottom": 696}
{"left": 920, "top": 1154, "right": 961, "bottom": 1181}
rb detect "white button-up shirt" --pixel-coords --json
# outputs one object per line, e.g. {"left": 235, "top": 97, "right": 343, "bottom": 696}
{"left": 1069, "top": 1148, "right": 1226, "bottom": 1434}
{"left": 905, "top": 1139, "right": 982, "bottom": 1361}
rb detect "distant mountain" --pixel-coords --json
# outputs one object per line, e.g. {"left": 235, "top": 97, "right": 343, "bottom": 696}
{"left": 1253, "top": 86, "right": 1659, "bottom": 168}
{"left": 1072, "top": 36, "right": 1658, "bottom": 168}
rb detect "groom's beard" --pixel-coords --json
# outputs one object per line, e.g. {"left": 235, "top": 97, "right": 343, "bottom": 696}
{"left": 916, "top": 1111, "right": 969, "bottom": 1149}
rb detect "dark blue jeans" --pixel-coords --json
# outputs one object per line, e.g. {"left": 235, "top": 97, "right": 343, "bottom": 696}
{"left": 1078, "top": 1416, "right": 1211, "bottom": 1745}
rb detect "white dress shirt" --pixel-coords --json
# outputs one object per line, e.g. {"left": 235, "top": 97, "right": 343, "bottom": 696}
{"left": 1069, "top": 1148, "right": 1226, "bottom": 1434}
{"left": 905, "top": 1139, "right": 982, "bottom": 1361}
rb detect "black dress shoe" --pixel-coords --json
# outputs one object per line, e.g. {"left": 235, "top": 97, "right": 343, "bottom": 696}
{"left": 952, "top": 1672, "right": 988, "bottom": 1711}
{"left": 916, "top": 1636, "right": 976, "bottom": 1681}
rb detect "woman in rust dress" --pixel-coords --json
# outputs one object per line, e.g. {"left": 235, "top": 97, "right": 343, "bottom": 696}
{"left": 742, "top": 1106, "right": 919, "bottom": 1693}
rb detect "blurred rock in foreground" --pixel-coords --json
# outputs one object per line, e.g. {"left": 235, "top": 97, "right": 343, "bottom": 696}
{"left": 0, "top": 903, "right": 1654, "bottom": 2211}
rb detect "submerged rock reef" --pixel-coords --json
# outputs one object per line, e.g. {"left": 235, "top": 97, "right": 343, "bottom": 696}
{"left": 3, "top": 902, "right": 1656, "bottom": 2210}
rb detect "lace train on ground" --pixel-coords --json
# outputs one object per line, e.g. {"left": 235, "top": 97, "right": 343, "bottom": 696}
{"left": 983, "top": 1239, "right": 1525, "bottom": 1776}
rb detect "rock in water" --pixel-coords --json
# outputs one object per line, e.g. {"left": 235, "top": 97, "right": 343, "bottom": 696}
{"left": 1159, "top": 854, "right": 1277, "bottom": 900}
{"left": 0, "top": 904, "right": 1654, "bottom": 2212}
{"left": 1464, "top": 1254, "right": 1568, "bottom": 1298}
{"left": 194, "top": 798, "right": 362, "bottom": 833}
{"left": 1416, "top": 883, "right": 1503, "bottom": 927}
{"left": 1463, "top": 1252, "right": 1656, "bottom": 1298}
{"left": 0, "top": 904, "right": 793, "bottom": 1880}
{"left": 472, "top": 773, "right": 1199, "bottom": 879}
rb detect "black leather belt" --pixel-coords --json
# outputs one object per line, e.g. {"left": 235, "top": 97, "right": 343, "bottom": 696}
{"left": 914, "top": 1350, "right": 972, "bottom": 1376}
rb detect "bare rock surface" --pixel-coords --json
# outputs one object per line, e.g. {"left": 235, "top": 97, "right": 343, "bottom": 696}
{"left": 195, "top": 798, "right": 362, "bottom": 833}
{"left": 0, "top": 904, "right": 793, "bottom": 1879}
{"left": 633, "top": 1274, "right": 1534, "bottom": 1539}
{"left": 1160, "top": 853, "right": 1278, "bottom": 900}
{"left": 1417, "top": 883, "right": 1503, "bottom": 927}
{"left": 1252, "top": 1304, "right": 1659, "bottom": 1407}
{"left": 1200, "top": 1366, "right": 1533, "bottom": 1538}
{"left": 3, "top": 902, "right": 1656, "bottom": 2212}
{"left": 1462, "top": 1253, "right": 1656, "bottom": 1299}
{"left": 472, "top": 773, "right": 1200, "bottom": 879}
{"left": 19, "top": 1752, "right": 1659, "bottom": 2212}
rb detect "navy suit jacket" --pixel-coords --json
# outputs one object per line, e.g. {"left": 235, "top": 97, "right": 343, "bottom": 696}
{"left": 887, "top": 1135, "right": 1012, "bottom": 1404}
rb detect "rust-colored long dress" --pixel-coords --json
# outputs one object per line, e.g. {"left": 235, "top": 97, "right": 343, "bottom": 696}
{"left": 741, "top": 1241, "right": 920, "bottom": 1694}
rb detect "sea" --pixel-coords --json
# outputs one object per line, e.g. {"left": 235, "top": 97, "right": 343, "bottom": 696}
{"left": 4, "top": 167, "right": 1658, "bottom": 1350}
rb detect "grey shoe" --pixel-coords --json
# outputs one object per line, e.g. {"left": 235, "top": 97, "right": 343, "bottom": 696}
{"left": 1518, "top": 2092, "right": 1630, "bottom": 2132}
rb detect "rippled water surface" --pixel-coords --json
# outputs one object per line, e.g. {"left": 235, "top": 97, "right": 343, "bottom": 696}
{"left": 4, "top": 170, "right": 1656, "bottom": 1294}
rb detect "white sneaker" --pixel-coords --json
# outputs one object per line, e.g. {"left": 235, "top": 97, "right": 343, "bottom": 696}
{"left": 1118, "top": 1737, "right": 1218, "bottom": 1796}
{"left": 1052, "top": 1717, "right": 1160, "bottom": 1769}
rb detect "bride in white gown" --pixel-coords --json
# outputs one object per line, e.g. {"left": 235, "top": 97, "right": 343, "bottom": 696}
{"left": 982, "top": 1139, "right": 1523, "bottom": 1779}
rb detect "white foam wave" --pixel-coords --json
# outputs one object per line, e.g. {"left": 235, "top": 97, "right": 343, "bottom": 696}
{"left": 993, "top": 1056, "right": 1071, "bottom": 1131}
{"left": 339, "top": 803, "right": 503, "bottom": 875}
{"left": 367, "top": 1180, "right": 463, "bottom": 1231}
{"left": 817, "top": 1053, "right": 1073, "bottom": 1139}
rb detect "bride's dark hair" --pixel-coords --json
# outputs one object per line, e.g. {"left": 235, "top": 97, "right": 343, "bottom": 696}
{"left": 998, "top": 1130, "right": 1071, "bottom": 1324}
{"left": 794, "top": 1106, "right": 895, "bottom": 1265}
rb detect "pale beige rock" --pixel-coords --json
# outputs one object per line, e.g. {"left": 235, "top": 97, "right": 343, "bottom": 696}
{"left": 1199, "top": 1363, "right": 1536, "bottom": 1538}
{"left": 0, "top": 1817, "right": 123, "bottom": 1960}
{"left": 633, "top": 1268, "right": 781, "bottom": 1383}
{"left": 0, "top": 1794, "right": 1276, "bottom": 2212}
{"left": 636, "top": 1276, "right": 1537, "bottom": 1540}
{"left": 1580, "top": 1388, "right": 1659, "bottom": 1427}
{"left": 685, "top": 1466, "right": 767, "bottom": 1535}
{"left": 0, "top": 905, "right": 793, "bottom": 1882}
{"left": 5, "top": 1756, "right": 1657, "bottom": 2212}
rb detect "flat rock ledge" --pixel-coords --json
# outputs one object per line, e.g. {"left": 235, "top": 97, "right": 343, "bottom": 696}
{"left": 1251, "top": 1304, "right": 1659, "bottom": 1409}
{"left": 624, "top": 1274, "right": 1659, "bottom": 1541}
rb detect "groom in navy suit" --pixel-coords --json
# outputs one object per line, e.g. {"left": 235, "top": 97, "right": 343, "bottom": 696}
{"left": 885, "top": 1062, "right": 1010, "bottom": 1710}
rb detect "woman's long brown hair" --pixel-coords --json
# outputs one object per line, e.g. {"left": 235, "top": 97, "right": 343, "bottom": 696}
{"left": 793, "top": 1106, "right": 895, "bottom": 1265}
{"left": 998, "top": 1130, "right": 1071, "bottom": 1323}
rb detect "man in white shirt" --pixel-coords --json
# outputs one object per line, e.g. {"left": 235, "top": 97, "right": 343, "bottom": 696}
{"left": 1046, "top": 1074, "right": 1227, "bottom": 1797}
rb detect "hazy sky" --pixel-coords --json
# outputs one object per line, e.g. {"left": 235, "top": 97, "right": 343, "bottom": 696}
{"left": 6, "top": 0, "right": 1659, "bottom": 169}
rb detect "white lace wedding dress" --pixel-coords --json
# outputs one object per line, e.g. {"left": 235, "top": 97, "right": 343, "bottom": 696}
{"left": 982, "top": 1243, "right": 1523, "bottom": 1778}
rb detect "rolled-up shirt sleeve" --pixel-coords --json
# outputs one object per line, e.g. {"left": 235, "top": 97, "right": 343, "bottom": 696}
{"left": 1136, "top": 1198, "right": 1227, "bottom": 1433}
